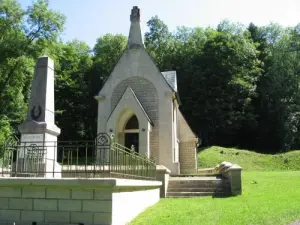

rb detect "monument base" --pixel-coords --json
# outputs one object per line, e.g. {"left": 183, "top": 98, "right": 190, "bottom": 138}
{"left": 11, "top": 160, "right": 61, "bottom": 178}
{"left": 18, "top": 121, "right": 61, "bottom": 178}
{"left": 18, "top": 120, "right": 60, "bottom": 136}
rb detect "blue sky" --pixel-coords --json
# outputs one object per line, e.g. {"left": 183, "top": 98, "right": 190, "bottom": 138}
{"left": 19, "top": 0, "right": 300, "bottom": 47}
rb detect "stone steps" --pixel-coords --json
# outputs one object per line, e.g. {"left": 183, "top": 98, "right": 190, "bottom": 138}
{"left": 168, "top": 181, "right": 224, "bottom": 187}
{"left": 167, "top": 191, "right": 228, "bottom": 198}
{"left": 168, "top": 187, "right": 225, "bottom": 192}
{"left": 167, "top": 176, "right": 230, "bottom": 198}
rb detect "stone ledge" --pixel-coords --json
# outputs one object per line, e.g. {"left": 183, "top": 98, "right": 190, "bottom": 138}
{"left": 94, "top": 95, "right": 106, "bottom": 101}
{"left": 0, "top": 178, "right": 162, "bottom": 190}
{"left": 18, "top": 120, "right": 61, "bottom": 136}
{"left": 156, "top": 165, "right": 171, "bottom": 174}
{"left": 225, "top": 164, "right": 242, "bottom": 171}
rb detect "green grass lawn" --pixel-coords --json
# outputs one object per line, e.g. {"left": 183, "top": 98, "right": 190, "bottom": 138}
{"left": 198, "top": 146, "right": 300, "bottom": 171}
{"left": 130, "top": 171, "right": 300, "bottom": 225}
{"left": 129, "top": 147, "right": 300, "bottom": 225}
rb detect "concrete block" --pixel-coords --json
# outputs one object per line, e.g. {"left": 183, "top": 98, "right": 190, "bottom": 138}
{"left": 23, "top": 187, "right": 45, "bottom": 198}
{"left": 82, "top": 200, "right": 112, "bottom": 212}
{"left": 94, "top": 212, "right": 112, "bottom": 225}
{"left": 21, "top": 210, "right": 44, "bottom": 222}
{"left": 0, "top": 187, "right": 21, "bottom": 198}
{"left": 156, "top": 165, "right": 171, "bottom": 198}
{"left": 9, "top": 198, "right": 32, "bottom": 210}
{"left": 46, "top": 188, "right": 71, "bottom": 199}
{"left": 34, "top": 199, "right": 57, "bottom": 211}
{"left": 0, "top": 198, "right": 9, "bottom": 209}
{"left": 0, "top": 209, "right": 20, "bottom": 220}
{"left": 71, "top": 212, "right": 93, "bottom": 224}
{"left": 94, "top": 190, "right": 112, "bottom": 200}
{"left": 72, "top": 189, "right": 93, "bottom": 199}
{"left": 45, "top": 211, "right": 70, "bottom": 223}
{"left": 222, "top": 164, "right": 242, "bottom": 195}
{"left": 58, "top": 200, "right": 81, "bottom": 211}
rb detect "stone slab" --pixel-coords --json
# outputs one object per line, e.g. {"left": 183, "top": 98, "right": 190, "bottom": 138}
{"left": 0, "top": 178, "right": 162, "bottom": 189}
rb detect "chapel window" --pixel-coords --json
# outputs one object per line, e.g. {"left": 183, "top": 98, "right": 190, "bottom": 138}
{"left": 125, "top": 115, "right": 139, "bottom": 130}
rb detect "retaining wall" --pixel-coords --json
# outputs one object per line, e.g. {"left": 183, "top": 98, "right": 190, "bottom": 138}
{"left": 0, "top": 178, "right": 161, "bottom": 225}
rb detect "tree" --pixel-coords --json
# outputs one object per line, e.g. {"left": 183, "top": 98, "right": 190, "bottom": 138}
{"left": 2, "top": 2, "right": 300, "bottom": 153}
{"left": 144, "top": 16, "right": 175, "bottom": 69}
{"left": 263, "top": 32, "right": 300, "bottom": 151}
{"left": 54, "top": 40, "right": 93, "bottom": 140}
{"left": 0, "top": 0, "right": 65, "bottom": 144}
{"left": 92, "top": 34, "right": 127, "bottom": 85}
{"left": 184, "top": 30, "right": 260, "bottom": 146}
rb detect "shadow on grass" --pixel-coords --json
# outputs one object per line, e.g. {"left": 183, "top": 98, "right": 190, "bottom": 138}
{"left": 197, "top": 146, "right": 211, "bottom": 153}
{"left": 212, "top": 193, "right": 234, "bottom": 198}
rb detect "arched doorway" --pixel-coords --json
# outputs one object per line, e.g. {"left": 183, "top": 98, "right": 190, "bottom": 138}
{"left": 124, "top": 115, "right": 139, "bottom": 153}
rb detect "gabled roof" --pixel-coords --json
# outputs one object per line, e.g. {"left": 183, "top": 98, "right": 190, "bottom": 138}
{"left": 107, "top": 86, "right": 154, "bottom": 126}
{"left": 97, "top": 6, "right": 180, "bottom": 102}
{"left": 162, "top": 71, "right": 177, "bottom": 92}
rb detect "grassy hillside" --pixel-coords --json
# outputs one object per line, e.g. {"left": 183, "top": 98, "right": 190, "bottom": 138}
{"left": 198, "top": 146, "right": 300, "bottom": 171}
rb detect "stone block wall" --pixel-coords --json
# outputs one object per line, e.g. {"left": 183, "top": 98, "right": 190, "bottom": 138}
{"left": 0, "top": 178, "right": 161, "bottom": 225}
{"left": 179, "top": 141, "right": 197, "bottom": 174}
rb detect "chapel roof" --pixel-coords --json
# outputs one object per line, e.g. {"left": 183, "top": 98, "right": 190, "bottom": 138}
{"left": 161, "top": 71, "right": 177, "bottom": 92}
{"left": 96, "top": 6, "right": 180, "bottom": 104}
{"left": 107, "top": 86, "right": 154, "bottom": 126}
{"left": 129, "top": 87, "right": 154, "bottom": 126}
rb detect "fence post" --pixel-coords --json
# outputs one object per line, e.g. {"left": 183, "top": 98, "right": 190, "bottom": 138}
{"left": 109, "top": 133, "right": 115, "bottom": 176}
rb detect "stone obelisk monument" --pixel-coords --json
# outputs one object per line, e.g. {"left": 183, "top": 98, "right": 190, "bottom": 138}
{"left": 18, "top": 56, "right": 61, "bottom": 178}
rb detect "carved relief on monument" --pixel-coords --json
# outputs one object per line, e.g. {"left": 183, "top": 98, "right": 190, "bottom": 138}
{"left": 30, "top": 105, "right": 42, "bottom": 121}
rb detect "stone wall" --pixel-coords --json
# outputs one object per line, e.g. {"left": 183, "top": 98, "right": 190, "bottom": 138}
{"left": 178, "top": 109, "right": 198, "bottom": 175}
{"left": 179, "top": 141, "right": 197, "bottom": 174}
{"left": 0, "top": 178, "right": 161, "bottom": 225}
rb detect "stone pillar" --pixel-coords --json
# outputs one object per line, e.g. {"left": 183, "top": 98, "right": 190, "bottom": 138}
{"left": 128, "top": 6, "right": 144, "bottom": 49}
{"left": 156, "top": 165, "right": 171, "bottom": 198}
{"left": 18, "top": 56, "right": 61, "bottom": 178}
{"left": 138, "top": 121, "right": 151, "bottom": 157}
{"left": 222, "top": 164, "right": 243, "bottom": 196}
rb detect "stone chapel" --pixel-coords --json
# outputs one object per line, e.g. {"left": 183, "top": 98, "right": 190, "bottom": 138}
{"left": 95, "top": 6, "right": 199, "bottom": 175}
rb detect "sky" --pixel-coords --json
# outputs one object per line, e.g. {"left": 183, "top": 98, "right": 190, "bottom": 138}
{"left": 19, "top": 0, "right": 300, "bottom": 48}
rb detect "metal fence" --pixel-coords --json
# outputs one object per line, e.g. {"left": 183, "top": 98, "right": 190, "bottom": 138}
{"left": 0, "top": 133, "right": 156, "bottom": 180}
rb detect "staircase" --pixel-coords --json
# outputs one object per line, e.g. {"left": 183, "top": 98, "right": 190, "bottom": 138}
{"left": 166, "top": 176, "right": 230, "bottom": 198}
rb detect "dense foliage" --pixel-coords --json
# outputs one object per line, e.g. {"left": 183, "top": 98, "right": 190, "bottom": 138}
{"left": 1, "top": 0, "right": 300, "bottom": 153}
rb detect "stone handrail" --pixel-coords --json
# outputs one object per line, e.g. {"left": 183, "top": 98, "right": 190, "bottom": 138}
{"left": 198, "top": 161, "right": 243, "bottom": 196}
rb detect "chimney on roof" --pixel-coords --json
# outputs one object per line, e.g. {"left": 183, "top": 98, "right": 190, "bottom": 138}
{"left": 130, "top": 6, "right": 140, "bottom": 22}
{"left": 128, "top": 6, "right": 144, "bottom": 49}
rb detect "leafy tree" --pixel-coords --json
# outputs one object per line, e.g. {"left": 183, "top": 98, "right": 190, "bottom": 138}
{"left": 184, "top": 30, "right": 260, "bottom": 146}
{"left": 2, "top": 1, "right": 300, "bottom": 154}
{"left": 92, "top": 34, "right": 127, "bottom": 85}
{"left": 144, "top": 16, "right": 175, "bottom": 69}
{"left": 0, "top": 0, "right": 65, "bottom": 145}
{"left": 263, "top": 31, "right": 300, "bottom": 151}
{"left": 54, "top": 40, "right": 93, "bottom": 140}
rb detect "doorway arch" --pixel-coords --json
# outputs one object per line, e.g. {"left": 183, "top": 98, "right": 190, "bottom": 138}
{"left": 124, "top": 115, "right": 139, "bottom": 153}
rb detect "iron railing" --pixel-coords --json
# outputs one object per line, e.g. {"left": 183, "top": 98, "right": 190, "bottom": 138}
{"left": 0, "top": 133, "right": 156, "bottom": 180}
